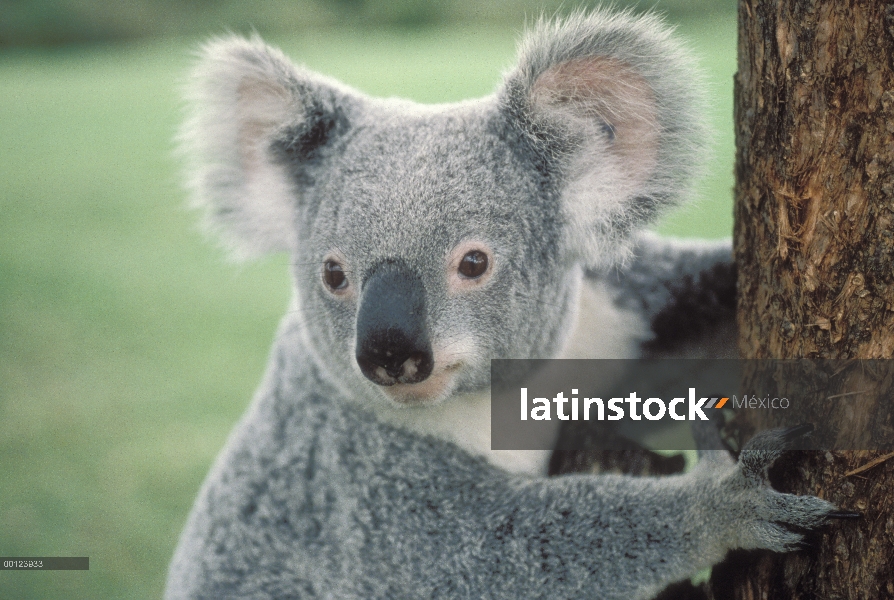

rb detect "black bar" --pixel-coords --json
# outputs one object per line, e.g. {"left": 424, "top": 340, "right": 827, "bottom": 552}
{"left": 0, "top": 557, "right": 89, "bottom": 570}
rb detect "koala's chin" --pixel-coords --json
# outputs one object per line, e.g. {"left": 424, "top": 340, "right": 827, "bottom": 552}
{"left": 378, "top": 361, "right": 465, "bottom": 407}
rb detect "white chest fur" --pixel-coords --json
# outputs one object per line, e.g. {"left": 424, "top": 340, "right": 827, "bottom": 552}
{"left": 374, "top": 388, "right": 556, "bottom": 476}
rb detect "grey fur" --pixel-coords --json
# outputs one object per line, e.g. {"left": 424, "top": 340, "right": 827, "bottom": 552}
{"left": 168, "top": 9, "right": 842, "bottom": 599}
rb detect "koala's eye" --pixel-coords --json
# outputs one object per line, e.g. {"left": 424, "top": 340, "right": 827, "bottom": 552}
{"left": 323, "top": 260, "right": 347, "bottom": 291}
{"left": 458, "top": 251, "right": 488, "bottom": 279}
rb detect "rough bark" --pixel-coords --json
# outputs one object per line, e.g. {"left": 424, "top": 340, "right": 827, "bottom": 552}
{"left": 714, "top": 0, "right": 894, "bottom": 598}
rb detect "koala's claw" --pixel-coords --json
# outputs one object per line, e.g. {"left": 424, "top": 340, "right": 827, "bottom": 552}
{"left": 737, "top": 423, "right": 815, "bottom": 482}
{"left": 751, "top": 522, "right": 807, "bottom": 552}
{"left": 782, "top": 422, "right": 814, "bottom": 442}
{"left": 827, "top": 511, "right": 863, "bottom": 519}
{"left": 718, "top": 425, "right": 860, "bottom": 552}
{"left": 736, "top": 489, "right": 844, "bottom": 551}
{"left": 763, "top": 492, "right": 838, "bottom": 527}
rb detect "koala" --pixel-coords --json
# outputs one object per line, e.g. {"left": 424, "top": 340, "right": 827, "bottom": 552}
{"left": 166, "top": 10, "right": 854, "bottom": 600}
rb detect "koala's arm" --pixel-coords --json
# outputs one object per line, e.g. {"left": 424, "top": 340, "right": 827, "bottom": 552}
{"left": 590, "top": 232, "right": 737, "bottom": 357}
{"left": 166, "top": 325, "right": 840, "bottom": 600}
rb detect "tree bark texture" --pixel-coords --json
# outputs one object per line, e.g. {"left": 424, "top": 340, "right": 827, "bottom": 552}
{"left": 719, "top": 0, "right": 894, "bottom": 598}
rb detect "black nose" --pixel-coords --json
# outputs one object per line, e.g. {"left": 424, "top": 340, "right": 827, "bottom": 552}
{"left": 355, "top": 261, "right": 434, "bottom": 386}
{"left": 356, "top": 329, "right": 434, "bottom": 384}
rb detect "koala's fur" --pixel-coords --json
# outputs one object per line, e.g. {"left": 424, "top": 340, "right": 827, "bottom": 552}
{"left": 167, "top": 10, "right": 845, "bottom": 600}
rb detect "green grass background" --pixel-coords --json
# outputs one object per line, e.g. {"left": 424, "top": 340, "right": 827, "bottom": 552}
{"left": 0, "top": 13, "right": 736, "bottom": 599}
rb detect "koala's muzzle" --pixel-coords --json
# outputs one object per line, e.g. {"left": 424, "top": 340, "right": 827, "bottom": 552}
{"left": 355, "top": 262, "right": 434, "bottom": 386}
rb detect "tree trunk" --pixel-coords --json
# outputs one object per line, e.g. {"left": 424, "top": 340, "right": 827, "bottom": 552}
{"left": 714, "top": 0, "right": 894, "bottom": 598}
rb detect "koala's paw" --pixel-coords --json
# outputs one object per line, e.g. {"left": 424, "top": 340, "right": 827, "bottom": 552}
{"left": 729, "top": 424, "right": 860, "bottom": 552}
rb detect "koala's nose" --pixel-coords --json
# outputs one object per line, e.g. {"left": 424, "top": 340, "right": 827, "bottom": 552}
{"left": 355, "top": 261, "right": 434, "bottom": 386}
{"left": 356, "top": 330, "right": 434, "bottom": 384}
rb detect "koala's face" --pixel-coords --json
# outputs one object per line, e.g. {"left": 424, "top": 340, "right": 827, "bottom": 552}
{"left": 183, "top": 27, "right": 704, "bottom": 405}
{"left": 292, "top": 101, "right": 578, "bottom": 404}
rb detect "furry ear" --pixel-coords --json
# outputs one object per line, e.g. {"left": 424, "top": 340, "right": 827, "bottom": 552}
{"left": 501, "top": 10, "right": 707, "bottom": 267}
{"left": 181, "top": 36, "right": 355, "bottom": 258}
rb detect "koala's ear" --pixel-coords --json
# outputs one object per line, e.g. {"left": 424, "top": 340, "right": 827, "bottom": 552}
{"left": 500, "top": 10, "right": 707, "bottom": 267}
{"left": 181, "top": 36, "right": 355, "bottom": 258}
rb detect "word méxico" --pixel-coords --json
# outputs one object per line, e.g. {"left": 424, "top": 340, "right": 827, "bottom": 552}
{"left": 519, "top": 388, "right": 730, "bottom": 421}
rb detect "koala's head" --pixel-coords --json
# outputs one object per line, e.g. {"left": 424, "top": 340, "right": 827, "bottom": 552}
{"left": 183, "top": 10, "right": 705, "bottom": 407}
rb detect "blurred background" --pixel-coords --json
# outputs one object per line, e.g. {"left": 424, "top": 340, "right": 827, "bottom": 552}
{"left": 0, "top": 0, "right": 736, "bottom": 597}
